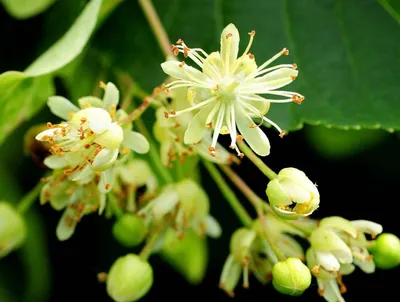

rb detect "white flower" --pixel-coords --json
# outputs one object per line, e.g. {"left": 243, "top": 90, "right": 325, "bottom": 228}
{"left": 161, "top": 23, "right": 304, "bottom": 157}
{"left": 36, "top": 82, "right": 149, "bottom": 192}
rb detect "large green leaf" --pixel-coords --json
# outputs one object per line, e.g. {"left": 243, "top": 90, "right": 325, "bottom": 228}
{"left": 93, "top": 0, "right": 400, "bottom": 133}
{"left": 0, "top": 0, "right": 102, "bottom": 146}
{"left": 1, "top": 0, "right": 55, "bottom": 19}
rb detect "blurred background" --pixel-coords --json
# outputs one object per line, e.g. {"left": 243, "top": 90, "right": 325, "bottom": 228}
{"left": 0, "top": 0, "right": 399, "bottom": 301}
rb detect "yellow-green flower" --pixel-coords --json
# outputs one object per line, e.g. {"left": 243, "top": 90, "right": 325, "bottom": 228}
{"left": 161, "top": 23, "right": 303, "bottom": 157}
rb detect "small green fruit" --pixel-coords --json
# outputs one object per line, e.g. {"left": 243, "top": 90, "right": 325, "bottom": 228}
{"left": 106, "top": 254, "right": 153, "bottom": 302}
{"left": 112, "top": 215, "right": 147, "bottom": 248}
{"left": 370, "top": 233, "right": 400, "bottom": 269}
{"left": 272, "top": 257, "right": 311, "bottom": 296}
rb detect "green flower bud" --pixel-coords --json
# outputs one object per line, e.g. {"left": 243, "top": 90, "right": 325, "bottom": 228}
{"left": 370, "top": 233, "right": 400, "bottom": 269}
{"left": 230, "top": 228, "right": 256, "bottom": 264}
{"left": 107, "top": 254, "right": 153, "bottom": 302}
{"left": 161, "top": 228, "right": 207, "bottom": 285}
{"left": 272, "top": 258, "right": 311, "bottom": 296}
{"left": 112, "top": 215, "right": 147, "bottom": 248}
{"left": 266, "top": 168, "right": 320, "bottom": 220}
{"left": 0, "top": 202, "right": 27, "bottom": 258}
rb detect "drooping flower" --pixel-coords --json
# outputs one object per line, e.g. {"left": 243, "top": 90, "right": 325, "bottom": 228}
{"left": 36, "top": 82, "right": 149, "bottom": 192}
{"left": 161, "top": 23, "right": 304, "bottom": 157}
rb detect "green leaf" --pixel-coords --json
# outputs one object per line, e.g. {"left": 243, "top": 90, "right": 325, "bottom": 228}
{"left": 1, "top": 0, "right": 55, "bottom": 19}
{"left": 94, "top": 0, "right": 400, "bottom": 132}
{"left": 0, "top": 0, "right": 102, "bottom": 146}
{"left": 305, "top": 125, "right": 389, "bottom": 160}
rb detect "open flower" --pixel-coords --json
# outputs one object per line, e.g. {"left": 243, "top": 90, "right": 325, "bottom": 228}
{"left": 161, "top": 23, "right": 303, "bottom": 157}
{"left": 36, "top": 82, "right": 149, "bottom": 192}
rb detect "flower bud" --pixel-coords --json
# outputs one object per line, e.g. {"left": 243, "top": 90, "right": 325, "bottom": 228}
{"left": 161, "top": 228, "right": 207, "bottom": 285}
{"left": 266, "top": 168, "right": 319, "bottom": 220}
{"left": 0, "top": 202, "right": 27, "bottom": 258}
{"left": 107, "top": 254, "right": 153, "bottom": 302}
{"left": 272, "top": 258, "right": 311, "bottom": 296}
{"left": 112, "top": 215, "right": 147, "bottom": 248}
{"left": 370, "top": 233, "right": 400, "bottom": 269}
{"left": 230, "top": 228, "right": 256, "bottom": 264}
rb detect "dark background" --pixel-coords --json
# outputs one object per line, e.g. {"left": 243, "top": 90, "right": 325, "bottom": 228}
{"left": 1, "top": 2, "right": 399, "bottom": 302}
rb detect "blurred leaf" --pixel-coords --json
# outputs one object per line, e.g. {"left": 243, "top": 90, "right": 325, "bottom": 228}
{"left": 0, "top": 0, "right": 102, "bottom": 146}
{"left": 1, "top": 0, "right": 55, "bottom": 19}
{"left": 305, "top": 125, "right": 389, "bottom": 160}
{"left": 94, "top": 0, "right": 400, "bottom": 132}
{"left": 161, "top": 229, "right": 208, "bottom": 285}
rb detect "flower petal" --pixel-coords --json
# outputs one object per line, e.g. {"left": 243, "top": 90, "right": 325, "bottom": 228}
{"left": 204, "top": 215, "right": 222, "bottom": 239}
{"left": 317, "top": 279, "right": 345, "bottom": 302}
{"left": 86, "top": 108, "right": 112, "bottom": 133}
{"left": 184, "top": 103, "right": 214, "bottom": 144}
{"left": 161, "top": 61, "right": 210, "bottom": 84}
{"left": 202, "top": 51, "right": 224, "bottom": 79}
{"left": 92, "top": 148, "right": 119, "bottom": 171}
{"left": 48, "top": 96, "right": 79, "bottom": 120}
{"left": 43, "top": 155, "right": 68, "bottom": 169}
{"left": 98, "top": 169, "right": 114, "bottom": 193}
{"left": 56, "top": 207, "right": 78, "bottom": 241}
{"left": 220, "top": 23, "right": 240, "bottom": 72}
{"left": 235, "top": 104, "right": 270, "bottom": 156}
{"left": 78, "top": 96, "right": 104, "bottom": 109}
{"left": 316, "top": 251, "right": 340, "bottom": 272}
{"left": 123, "top": 130, "right": 150, "bottom": 154}
{"left": 98, "top": 193, "right": 107, "bottom": 215}
{"left": 103, "top": 82, "right": 120, "bottom": 109}
{"left": 240, "top": 68, "right": 298, "bottom": 93}
{"left": 72, "top": 165, "right": 93, "bottom": 181}
{"left": 351, "top": 220, "right": 383, "bottom": 237}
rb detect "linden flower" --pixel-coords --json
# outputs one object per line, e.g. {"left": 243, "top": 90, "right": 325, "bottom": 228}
{"left": 161, "top": 23, "right": 304, "bottom": 157}
{"left": 36, "top": 82, "right": 149, "bottom": 191}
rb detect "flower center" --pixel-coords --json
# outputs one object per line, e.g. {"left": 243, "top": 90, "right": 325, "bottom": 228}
{"left": 217, "top": 78, "right": 239, "bottom": 104}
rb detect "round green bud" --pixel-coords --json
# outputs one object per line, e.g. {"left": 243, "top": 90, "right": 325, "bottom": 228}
{"left": 0, "top": 202, "right": 27, "bottom": 258}
{"left": 107, "top": 254, "right": 153, "bottom": 302}
{"left": 370, "top": 233, "right": 400, "bottom": 269}
{"left": 272, "top": 258, "right": 311, "bottom": 296}
{"left": 112, "top": 215, "right": 147, "bottom": 248}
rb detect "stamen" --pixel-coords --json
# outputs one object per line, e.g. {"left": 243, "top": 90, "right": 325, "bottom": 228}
{"left": 241, "top": 30, "right": 255, "bottom": 57}
{"left": 99, "top": 81, "right": 107, "bottom": 89}
{"left": 292, "top": 94, "right": 305, "bottom": 104}
{"left": 210, "top": 103, "right": 226, "bottom": 150}
{"left": 167, "top": 96, "right": 217, "bottom": 117}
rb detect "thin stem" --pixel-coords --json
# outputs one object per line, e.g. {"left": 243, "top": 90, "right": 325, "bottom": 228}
{"left": 119, "top": 98, "right": 151, "bottom": 124}
{"left": 139, "top": 231, "right": 160, "bottom": 260}
{"left": 108, "top": 193, "right": 124, "bottom": 218}
{"left": 135, "top": 117, "right": 174, "bottom": 184}
{"left": 17, "top": 181, "right": 44, "bottom": 214}
{"left": 238, "top": 141, "right": 277, "bottom": 180}
{"left": 138, "top": 0, "right": 173, "bottom": 58}
{"left": 202, "top": 160, "right": 252, "bottom": 227}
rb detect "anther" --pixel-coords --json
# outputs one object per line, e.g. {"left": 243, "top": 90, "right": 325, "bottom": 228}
{"left": 292, "top": 94, "right": 305, "bottom": 105}
{"left": 170, "top": 109, "right": 176, "bottom": 115}
{"left": 281, "top": 48, "right": 289, "bottom": 55}
{"left": 178, "top": 61, "right": 185, "bottom": 67}
{"left": 248, "top": 53, "right": 255, "bottom": 59}
{"left": 164, "top": 111, "right": 169, "bottom": 118}
{"left": 183, "top": 47, "right": 189, "bottom": 58}
{"left": 105, "top": 183, "right": 111, "bottom": 190}
{"left": 311, "top": 265, "right": 320, "bottom": 275}
{"left": 236, "top": 135, "right": 244, "bottom": 141}
{"left": 176, "top": 39, "right": 183, "bottom": 44}
{"left": 68, "top": 113, "right": 74, "bottom": 120}
{"left": 226, "top": 33, "right": 233, "bottom": 39}
{"left": 171, "top": 44, "right": 179, "bottom": 56}
{"left": 84, "top": 144, "right": 91, "bottom": 149}
{"left": 99, "top": 81, "right": 107, "bottom": 89}
{"left": 80, "top": 117, "right": 87, "bottom": 124}
{"left": 229, "top": 145, "right": 235, "bottom": 149}
{"left": 248, "top": 30, "right": 256, "bottom": 37}
{"left": 174, "top": 121, "right": 181, "bottom": 128}
{"left": 47, "top": 122, "right": 53, "bottom": 128}
{"left": 238, "top": 153, "right": 244, "bottom": 159}
{"left": 292, "top": 63, "right": 298, "bottom": 69}
{"left": 208, "top": 146, "right": 215, "bottom": 152}
{"left": 290, "top": 75, "right": 297, "bottom": 80}
{"left": 206, "top": 122, "right": 212, "bottom": 128}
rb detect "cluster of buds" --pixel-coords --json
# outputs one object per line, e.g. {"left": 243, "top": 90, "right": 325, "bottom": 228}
{"left": 137, "top": 178, "right": 221, "bottom": 239}
{"left": 307, "top": 216, "right": 383, "bottom": 301}
{"left": 34, "top": 82, "right": 150, "bottom": 240}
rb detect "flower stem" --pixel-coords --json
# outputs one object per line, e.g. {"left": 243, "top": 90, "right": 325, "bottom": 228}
{"left": 138, "top": 0, "right": 173, "bottom": 58}
{"left": 108, "top": 193, "right": 124, "bottom": 218}
{"left": 135, "top": 117, "right": 174, "bottom": 184}
{"left": 17, "top": 181, "right": 44, "bottom": 214}
{"left": 202, "top": 160, "right": 252, "bottom": 227}
{"left": 120, "top": 98, "right": 151, "bottom": 124}
{"left": 238, "top": 141, "right": 277, "bottom": 180}
{"left": 139, "top": 231, "right": 160, "bottom": 260}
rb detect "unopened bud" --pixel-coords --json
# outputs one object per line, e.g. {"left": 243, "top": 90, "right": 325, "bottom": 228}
{"left": 0, "top": 202, "right": 27, "bottom": 258}
{"left": 112, "top": 215, "right": 147, "bottom": 248}
{"left": 266, "top": 168, "right": 319, "bottom": 220}
{"left": 272, "top": 258, "right": 311, "bottom": 296}
{"left": 106, "top": 254, "right": 153, "bottom": 302}
{"left": 370, "top": 233, "right": 400, "bottom": 269}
